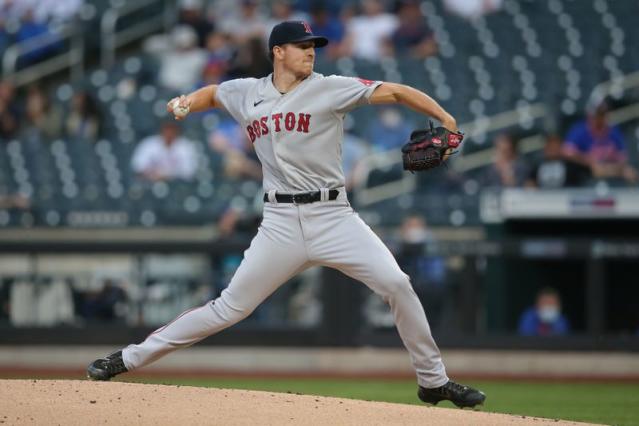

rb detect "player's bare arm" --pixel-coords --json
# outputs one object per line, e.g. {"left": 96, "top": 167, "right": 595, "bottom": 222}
{"left": 369, "top": 82, "right": 457, "bottom": 131}
{"left": 167, "top": 85, "right": 221, "bottom": 119}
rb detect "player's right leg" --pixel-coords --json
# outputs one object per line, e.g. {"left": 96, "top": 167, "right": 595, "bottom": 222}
{"left": 87, "top": 205, "right": 311, "bottom": 380}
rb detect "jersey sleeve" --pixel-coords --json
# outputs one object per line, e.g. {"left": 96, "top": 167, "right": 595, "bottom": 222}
{"left": 215, "top": 78, "right": 256, "bottom": 122}
{"left": 325, "top": 75, "right": 383, "bottom": 115}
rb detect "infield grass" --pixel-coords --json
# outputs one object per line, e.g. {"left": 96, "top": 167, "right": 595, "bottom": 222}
{"left": 121, "top": 377, "right": 638, "bottom": 426}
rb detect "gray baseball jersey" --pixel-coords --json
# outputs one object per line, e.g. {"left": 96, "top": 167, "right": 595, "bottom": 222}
{"left": 215, "top": 72, "right": 381, "bottom": 192}
{"left": 121, "top": 72, "right": 449, "bottom": 389}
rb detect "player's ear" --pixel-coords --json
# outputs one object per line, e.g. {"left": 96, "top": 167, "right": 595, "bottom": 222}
{"left": 273, "top": 45, "right": 285, "bottom": 61}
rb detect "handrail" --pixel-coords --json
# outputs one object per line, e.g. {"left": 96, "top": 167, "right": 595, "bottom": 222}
{"left": 2, "top": 25, "right": 84, "bottom": 87}
{"left": 589, "top": 70, "right": 639, "bottom": 108}
{"left": 101, "top": 0, "right": 176, "bottom": 69}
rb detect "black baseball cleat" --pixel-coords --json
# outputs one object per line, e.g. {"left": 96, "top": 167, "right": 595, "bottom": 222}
{"left": 418, "top": 380, "right": 486, "bottom": 408}
{"left": 86, "top": 350, "right": 128, "bottom": 381}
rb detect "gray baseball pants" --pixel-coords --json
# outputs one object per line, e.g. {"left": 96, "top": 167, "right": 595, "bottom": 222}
{"left": 122, "top": 190, "right": 448, "bottom": 388}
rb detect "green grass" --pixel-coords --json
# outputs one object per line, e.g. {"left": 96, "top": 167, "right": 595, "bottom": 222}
{"left": 121, "top": 377, "right": 639, "bottom": 426}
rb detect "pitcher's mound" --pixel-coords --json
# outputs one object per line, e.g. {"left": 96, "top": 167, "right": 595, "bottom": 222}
{"left": 0, "top": 379, "right": 596, "bottom": 425}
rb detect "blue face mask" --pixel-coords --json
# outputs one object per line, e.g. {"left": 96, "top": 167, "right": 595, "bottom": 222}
{"left": 538, "top": 306, "right": 560, "bottom": 323}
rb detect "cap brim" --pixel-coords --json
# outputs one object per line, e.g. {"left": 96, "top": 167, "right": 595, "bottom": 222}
{"left": 291, "top": 35, "right": 329, "bottom": 48}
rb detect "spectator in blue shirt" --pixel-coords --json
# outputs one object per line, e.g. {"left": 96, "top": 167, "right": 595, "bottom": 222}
{"left": 310, "top": 3, "right": 345, "bottom": 59}
{"left": 16, "top": 9, "right": 60, "bottom": 67}
{"left": 518, "top": 287, "right": 570, "bottom": 336}
{"left": 367, "top": 106, "right": 413, "bottom": 152}
{"left": 563, "top": 102, "right": 637, "bottom": 183}
{"left": 390, "top": 0, "right": 437, "bottom": 59}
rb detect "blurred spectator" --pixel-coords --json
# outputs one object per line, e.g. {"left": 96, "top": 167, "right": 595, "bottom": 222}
{"left": 518, "top": 287, "right": 570, "bottom": 336}
{"left": 366, "top": 106, "right": 412, "bottom": 152}
{"left": 309, "top": 3, "right": 345, "bottom": 59}
{"left": 205, "top": 31, "right": 234, "bottom": 64}
{"left": 178, "top": 0, "right": 215, "bottom": 48}
{"left": 443, "top": 0, "right": 503, "bottom": 20}
{"left": 482, "top": 133, "right": 528, "bottom": 187}
{"left": 16, "top": 9, "right": 60, "bottom": 66}
{"left": 78, "top": 278, "right": 128, "bottom": 322}
{"left": 0, "top": 80, "right": 19, "bottom": 139}
{"left": 220, "top": 0, "right": 268, "bottom": 45}
{"left": 342, "top": 132, "right": 370, "bottom": 191}
{"left": 132, "top": 120, "right": 198, "bottom": 182}
{"left": 201, "top": 32, "right": 233, "bottom": 85}
{"left": 0, "top": 16, "right": 10, "bottom": 54}
{"left": 157, "top": 26, "right": 208, "bottom": 92}
{"left": 563, "top": 102, "right": 638, "bottom": 184}
{"left": 35, "top": 0, "right": 84, "bottom": 25}
{"left": 0, "top": 193, "right": 30, "bottom": 209}
{"left": 390, "top": 0, "right": 437, "bottom": 59}
{"left": 343, "top": 0, "right": 398, "bottom": 61}
{"left": 265, "top": 0, "right": 310, "bottom": 41}
{"left": 10, "top": 278, "right": 74, "bottom": 326}
{"left": 64, "top": 91, "right": 101, "bottom": 142}
{"left": 199, "top": 58, "right": 229, "bottom": 87}
{"left": 396, "top": 215, "right": 447, "bottom": 329}
{"left": 20, "top": 85, "right": 63, "bottom": 140}
{"left": 209, "top": 115, "right": 262, "bottom": 181}
{"left": 526, "top": 134, "right": 591, "bottom": 188}
{"left": 3, "top": 0, "right": 84, "bottom": 24}
{"left": 229, "top": 36, "right": 271, "bottom": 79}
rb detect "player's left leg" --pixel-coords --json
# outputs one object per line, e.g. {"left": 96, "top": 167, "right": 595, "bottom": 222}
{"left": 309, "top": 209, "right": 485, "bottom": 408}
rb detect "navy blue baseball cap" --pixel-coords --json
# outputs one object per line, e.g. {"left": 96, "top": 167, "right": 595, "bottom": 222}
{"left": 268, "top": 21, "right": 329, "bottom": 51}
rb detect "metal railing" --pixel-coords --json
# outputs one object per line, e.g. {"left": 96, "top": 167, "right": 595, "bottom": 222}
{"left": 2, "top": 25, "right": 84, "bottom": 87}
{"left": 101, "top": 0, "right": 176, "bottom": 69}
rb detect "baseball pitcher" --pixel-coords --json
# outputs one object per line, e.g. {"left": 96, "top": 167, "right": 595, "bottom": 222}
{"left": 88, "top": 21, "right": 485, "bottom": 408}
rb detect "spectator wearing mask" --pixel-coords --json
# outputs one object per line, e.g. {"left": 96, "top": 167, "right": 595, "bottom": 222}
{"left": 482, "top": 133, "right": 528, "bottom": 187}
{"left": 132, "top": 120, "right": 198, "bottom": 182}
{"left": 20, "top": 84, "right": 63, "bottom": 140}
{"left": 526, "top": 134, "right": 591, "bottom": 188}
{"left": 64, "top": 91, "right": 101, "bottom": 142}
{"left": 518, "top": 287, "right": 570, "bottom": 336}
{"left": 390, "top": 0, "right": 437, "bottom": 59}
{"left": 563, "top": 102, "right": 637, "bottom": 183}
{"left": 343, "top": 0, "right": 398, "bottom": 61}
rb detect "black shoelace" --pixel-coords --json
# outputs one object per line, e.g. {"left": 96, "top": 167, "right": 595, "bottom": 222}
{"left": 444, "top": 381, "right": 469, "bottom": 395}
{"left": 102, "top": 354, "right": 126, "bottom": 375}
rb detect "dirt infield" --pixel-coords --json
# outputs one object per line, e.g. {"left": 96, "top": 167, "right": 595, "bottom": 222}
{"left": 0, "top": 380, "right": 599, "bottom": 426}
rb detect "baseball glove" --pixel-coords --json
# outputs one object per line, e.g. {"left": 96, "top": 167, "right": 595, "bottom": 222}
{"left": 401, "top": 121, "right": 464, "bottom": 172}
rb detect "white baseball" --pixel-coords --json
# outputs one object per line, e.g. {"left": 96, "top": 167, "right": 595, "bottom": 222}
{"left": 171, "top": 98, "right": 190, "bottom": 118}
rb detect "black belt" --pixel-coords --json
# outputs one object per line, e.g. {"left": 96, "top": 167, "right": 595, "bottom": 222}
{"left": 263, "top": 189, "right": 340, "bottom": 204}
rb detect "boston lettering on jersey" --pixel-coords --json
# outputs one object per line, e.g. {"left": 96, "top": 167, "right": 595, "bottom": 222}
{"left": 246, "top": 112, "right": 311, "bottom": 143}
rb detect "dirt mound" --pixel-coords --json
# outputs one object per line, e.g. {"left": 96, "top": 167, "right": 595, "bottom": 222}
{"left": 0, "top": 379, "right": 597, "bottom": 425}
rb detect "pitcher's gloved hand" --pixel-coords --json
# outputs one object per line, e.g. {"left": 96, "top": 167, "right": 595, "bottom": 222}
{"left": 401, "top": 121, "right": 464, "bottom": 172}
